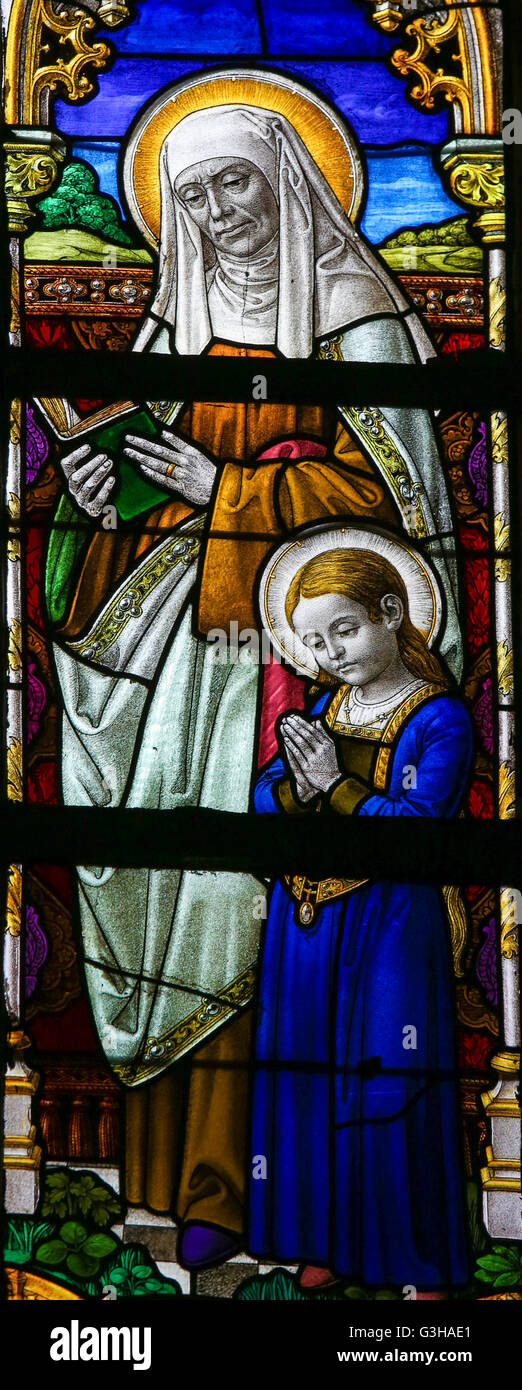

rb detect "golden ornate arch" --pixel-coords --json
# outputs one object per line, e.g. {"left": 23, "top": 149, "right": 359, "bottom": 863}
{"left": 4, "top": 0, "right": 130, "bottom": 126}
{"left": 363, "top": 0, "right": 500, "bottom": 136}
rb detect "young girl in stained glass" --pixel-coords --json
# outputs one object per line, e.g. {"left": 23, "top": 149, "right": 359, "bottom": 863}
{"left": 249, "top": 525, "right": 472, "bottom": 1295}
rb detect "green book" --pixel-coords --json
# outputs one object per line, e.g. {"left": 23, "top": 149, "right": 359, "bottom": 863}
{"left": 45, "top": 408, "right": 172, "bottom": 623}
{"left": 93, "top": 407, "right": 170, "bottom": 520}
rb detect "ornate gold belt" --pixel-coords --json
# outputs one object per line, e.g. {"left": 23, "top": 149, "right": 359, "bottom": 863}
{"left": 284, "top": 873, "right": 369, "bottom": 928}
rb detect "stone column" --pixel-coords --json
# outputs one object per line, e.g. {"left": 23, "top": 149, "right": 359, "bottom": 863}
{"left": 3, "top": 128, "right": 65, "bottom": 1213}
{"left": 441, "top": 135, "right": 521, "bottom": 1239}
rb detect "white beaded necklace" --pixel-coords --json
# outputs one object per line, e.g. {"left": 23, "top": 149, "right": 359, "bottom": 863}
{"left": 346, "top": 677, "right": 424, "bottom": 727}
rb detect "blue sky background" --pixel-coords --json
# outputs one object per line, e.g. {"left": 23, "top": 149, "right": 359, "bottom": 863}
{"left": 53, "top": 0, "right": 461, "bottom": 244}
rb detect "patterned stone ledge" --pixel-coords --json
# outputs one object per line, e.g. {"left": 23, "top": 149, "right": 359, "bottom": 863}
{"left": 402, "top": 273, "right": 484, "bottom": 326}
{"left": 24, "top": 265, "right": 152, "bottom": 315}
{"left": 23, "top": 265, "right": 484, "bottom": 329}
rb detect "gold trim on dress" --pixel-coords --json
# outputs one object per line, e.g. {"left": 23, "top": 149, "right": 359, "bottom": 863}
{"left": 284, "top": 873, "right": 369, "bottom": 927}
{"left": 324, "top": 682, "right": 350, "bottom": 730}
{"left": 66, "top": 515, "right": 204, "bottom": 663}
{"left": 114, "top": 964, "right": 256, "bottom": 1086}
{"left": 285, "top": 680, "right": 446, "bottom": 931}
{"left": 373, "top": 682, "right": 445, "bottom": 790}
{"left": 324, "top": 681, "right": 444, "bottom": 760}
{"left": 325, "top": 683, "right": 381, "bottom": 740}
{"left": 339, "top": 405, "right": 430, "bottom": 542}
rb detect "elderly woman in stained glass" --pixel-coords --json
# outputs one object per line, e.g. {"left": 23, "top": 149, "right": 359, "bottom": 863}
{"left": 46, "top": 89, "right": 462, "bottom": 1270}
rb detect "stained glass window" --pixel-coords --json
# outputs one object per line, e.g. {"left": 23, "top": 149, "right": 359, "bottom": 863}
{"left": 2, "top": 0, "right": 520, "bottom": 1364}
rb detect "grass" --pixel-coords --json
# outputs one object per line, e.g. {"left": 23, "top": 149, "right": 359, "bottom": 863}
{"left": 24, "top": 228, "right": 153, "bottom": 265}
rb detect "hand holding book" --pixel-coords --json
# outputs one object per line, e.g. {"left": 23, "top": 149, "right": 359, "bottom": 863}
{"left": 35, "top": 398, "right": 186, "bottom": 520}
{"left": 123, "top": 430, "right": 217, "bottom": 506}
{"left": 48, "top": 386, "right": 218, "bottom": 521}
{"left": 60, "top": 443, "right": 116, "bottom": 518}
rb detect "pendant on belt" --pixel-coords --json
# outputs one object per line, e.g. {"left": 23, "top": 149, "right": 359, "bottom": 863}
{"left": 286, "top": 873, "right": 369, "bottom": 931}
{"left": 298, "top": 899, "right": 316, "bottom": 928}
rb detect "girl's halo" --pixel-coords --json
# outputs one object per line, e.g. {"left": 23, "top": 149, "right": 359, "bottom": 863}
{"left": 259, "top": 522, "right": 443, "bottom": 679}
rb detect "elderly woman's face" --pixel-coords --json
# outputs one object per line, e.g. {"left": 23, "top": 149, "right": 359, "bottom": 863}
{"left": 174, "top": 157, "right": 278, "bottom": 257}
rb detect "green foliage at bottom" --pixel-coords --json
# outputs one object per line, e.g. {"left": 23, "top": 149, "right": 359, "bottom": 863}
{"left": 234, "top": 1268, "right": 398, "bottom": 1301}
{"left": 89, "top": 1246, "right": 180, "bottom": 1298}
{"left": 474, "top": 1245, "right": 522, "bottom": 1292}
{"left": 4, "top": 1169, "right": 181, "bottom": 1300}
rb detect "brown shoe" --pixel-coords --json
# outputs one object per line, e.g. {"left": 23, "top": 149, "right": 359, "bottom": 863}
{"left": 298, "top": 1264, "right": 341, "bottom": 1292}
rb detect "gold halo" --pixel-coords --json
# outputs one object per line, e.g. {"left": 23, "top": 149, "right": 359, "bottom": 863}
{"left": 123, "top": 67, "right": 365, "bottom": 248}
{"left": 259, "top": 523, "right": 443, "bottom": 680}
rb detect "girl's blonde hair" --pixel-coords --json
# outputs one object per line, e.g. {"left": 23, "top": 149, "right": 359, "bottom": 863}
{"left": 285, "top": 547, "right": 448, "bottom": 687}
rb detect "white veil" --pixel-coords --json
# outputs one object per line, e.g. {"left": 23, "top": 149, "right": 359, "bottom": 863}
{"left": 136, "top": 104, "right": 434, "bottom": 361}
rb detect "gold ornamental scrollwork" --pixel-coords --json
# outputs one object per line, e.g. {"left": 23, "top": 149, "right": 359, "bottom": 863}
{"left": 491, "top": 411, "right": 508, "bottom": 468}
{"left": 494, "top": 559, "right": 510, "bottom": 584}
{"left": 5, "top": 0, "right": 130, "bottom": 126}
{"left": 6, "top": 866, "right": 22, "bottom": 937}
{"left": 7, "top": 489, "right": 21, "bottom": 564}
{"left": 4, "top": 140, "right": 66, "bottom": 234}
{"left": 494, "top": 512, "right": 510, "bottom": 583}
{"left": 500, "top": 890, "right": 519, "bottom": 961}
{"left": 7, "top": 533, "right": 21, "bottom": 563}
{"left": 10, "top": 264, "right": 21, "bottom": 338}
{"left": 497, "top": 640, "right": 514, "bottom": 700}
{"left": 9, "top": 402, "right": 22, "bottom": 447}
{"left": 450, "top": 160, "right": 504, "bottom": 210}
{"left": 489, "top": 276, "right": 506, "bottom": 351}
{"left": 8, "top": 492, "right": 21, "bottom": 521}
{"left": 494, "top": 512, "right": 509, "bottom": 554}
{"left": 442, "top": 883, "right": 468, "bottom": 979}
{"left": 5, "top": 150, "right": 59, "bottom": 200}
{"left": 31, "top": 0, "right": 112, "bottom": 114}
{"left": 441, "top": 143, "right": 505, "bottom": 245}
{"left": 366, "top": 0, "right": 499, "bottom": 136}
{"left": 8, "top": 620, "right": 23, "bottom": 673}
{"left": 391, "top": 6, "right": 472, "bottom": 130}
{"left": 498, "top": 761, "right": 516, "bottom": 821}
{"left": 7, "top": 739, "right": 23, "bottom": 803}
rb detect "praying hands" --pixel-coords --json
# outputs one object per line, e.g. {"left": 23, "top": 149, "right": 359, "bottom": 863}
{"left": 280, "top": 713, "right": 342, "bottom": 803}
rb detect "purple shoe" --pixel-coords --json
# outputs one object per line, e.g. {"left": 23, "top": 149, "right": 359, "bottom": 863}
{"left": 178, "top": 1222, "right": 242, "bottom": 1270}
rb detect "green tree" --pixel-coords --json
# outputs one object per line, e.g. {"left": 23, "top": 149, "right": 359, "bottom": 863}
{"left": 381, "top": 216, "right": 474, "bottom": 251}
{"left": 38, "top": 160, "right": 132, "bottom": 246}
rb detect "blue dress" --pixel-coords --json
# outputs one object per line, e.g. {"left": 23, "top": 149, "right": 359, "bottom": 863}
{"left": 249, "top": 687, "right": 474, "bottom": 1288}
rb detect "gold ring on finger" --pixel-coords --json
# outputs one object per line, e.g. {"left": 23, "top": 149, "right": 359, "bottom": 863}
{"left": 165, "top": 463, "right": 176, "bottom": 477}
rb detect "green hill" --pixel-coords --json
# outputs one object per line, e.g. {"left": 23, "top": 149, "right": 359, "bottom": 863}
{"left": 380, "top": 243, "right": 482, "bottom": 274}
{"left": 24, "top": 228, "right": 153, "bottom": 265}
{"left": 378, "top": 216, "right": 482, "bottom": 274}
{"left": 25, "top": 218, "right": 482, "bottom": 275}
